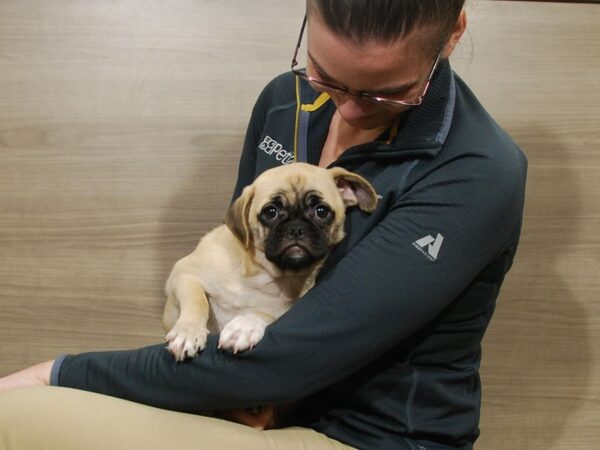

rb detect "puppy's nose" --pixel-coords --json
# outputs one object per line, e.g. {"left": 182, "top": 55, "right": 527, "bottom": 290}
{"left": 287, "top": 225, "right": 305, "bottom": 239}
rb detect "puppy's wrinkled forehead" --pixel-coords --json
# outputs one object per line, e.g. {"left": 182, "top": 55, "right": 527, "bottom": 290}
{"left": 252, "top": 164, "right": 340, "bottom": 207}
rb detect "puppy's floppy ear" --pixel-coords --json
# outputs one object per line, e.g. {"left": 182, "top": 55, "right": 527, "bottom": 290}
{"left": 329, "top": 167, "right": 378, "bottom": 213}
{"left": 225, "top": 185, "right": 255, "bottom": 248}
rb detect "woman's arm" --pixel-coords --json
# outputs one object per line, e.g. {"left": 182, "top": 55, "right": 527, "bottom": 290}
{"left": 50, "top": 150, "right": 526, "bottom": 413}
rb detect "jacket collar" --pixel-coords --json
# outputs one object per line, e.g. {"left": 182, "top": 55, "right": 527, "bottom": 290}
{"left": 297, "top": 59, "right": 456, "bottom": 162}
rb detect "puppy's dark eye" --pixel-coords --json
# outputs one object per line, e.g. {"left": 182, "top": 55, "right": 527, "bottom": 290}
{"left": 261, "top": 205, "right": 279, "bottom": 221}
{"left": 314, "top": 204, "right": 331, "bottom": 220}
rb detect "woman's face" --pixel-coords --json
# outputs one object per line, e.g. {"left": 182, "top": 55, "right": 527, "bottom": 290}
{"left": 305, "top": 15, "right": 443, "bottom": 130}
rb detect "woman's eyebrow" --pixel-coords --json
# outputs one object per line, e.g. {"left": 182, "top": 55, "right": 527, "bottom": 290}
{"left": 307, "top": 50, "right": 419, "bottom": 95}
{"left": 307, "top": 51, "right": 337, "bottom": 81}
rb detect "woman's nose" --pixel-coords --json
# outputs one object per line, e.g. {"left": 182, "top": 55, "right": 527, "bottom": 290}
{"left": 335, "top": 94, "right": 377, "bottom": 121}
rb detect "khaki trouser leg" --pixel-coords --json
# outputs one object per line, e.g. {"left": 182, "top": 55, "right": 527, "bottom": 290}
{"left": 0, "top": 387, "right": 354, "bottom": 450}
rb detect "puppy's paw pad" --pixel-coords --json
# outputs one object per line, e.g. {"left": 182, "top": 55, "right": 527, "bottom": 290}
{"left": 165, "top": 321, "right": 208, "bottom": 361}
{"left": 219, "top": 315, "right": 268, "bottom": 353}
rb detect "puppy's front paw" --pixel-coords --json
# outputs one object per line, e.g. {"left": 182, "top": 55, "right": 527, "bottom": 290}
{"left": 165, "top": 321, "right": 208, "bottom": 362}
{"left": 219, "top": 315, "right": 268, "bottom": 354}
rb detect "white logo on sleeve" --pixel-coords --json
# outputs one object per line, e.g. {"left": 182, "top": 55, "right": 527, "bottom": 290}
{"left": 412, "top": 233, "right": 444, "bottom": 261}
{"left": 258, "top": 135, "right": 294, "bottom": 165}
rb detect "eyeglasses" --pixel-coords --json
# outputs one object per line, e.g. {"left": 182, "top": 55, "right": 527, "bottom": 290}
{"left": 291, "top": 16, "right": 444, "bottom": 108}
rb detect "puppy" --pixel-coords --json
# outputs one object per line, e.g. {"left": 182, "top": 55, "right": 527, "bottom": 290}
{"left": 163, "top": 162, "right": 378, "bottom": 361}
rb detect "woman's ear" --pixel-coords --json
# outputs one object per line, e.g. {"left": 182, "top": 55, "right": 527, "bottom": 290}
{"left": 443, "top": 9, "right": 467, "bottom": 59}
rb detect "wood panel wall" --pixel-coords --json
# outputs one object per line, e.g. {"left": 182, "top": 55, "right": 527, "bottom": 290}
{"left": 452, "top": 2, "right": 600, "bottom": 448}
{"left": 1, "top": 1, "right": 598, "bottom": 448}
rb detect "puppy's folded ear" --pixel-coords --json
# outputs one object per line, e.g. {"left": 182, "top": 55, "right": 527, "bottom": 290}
{"left": 225, "top": 185, "right": 255, "bottom": 248}
{"left": 329, "top": 167, "right": 378, "bottom": 213}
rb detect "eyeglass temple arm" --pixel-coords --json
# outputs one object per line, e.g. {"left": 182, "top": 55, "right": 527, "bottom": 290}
{"left": 292, "top": 15, "right": 308, "bottom": 66}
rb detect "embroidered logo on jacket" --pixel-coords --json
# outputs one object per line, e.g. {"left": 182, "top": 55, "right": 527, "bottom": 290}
{"left": 258, "top": 135, "right": 294, "bottom": 165}
{"left": 412, "top": 233, "right": 444, "bottom": 261}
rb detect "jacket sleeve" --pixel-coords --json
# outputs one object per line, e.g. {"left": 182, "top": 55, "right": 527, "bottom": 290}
{"left": 230, "top": 113, "right": 258, "bottom": 201}
{"left": 230, "top": 76, "right": 276, "bottom": 201}
{"left": 231, "top": 71, "right": 298, "bottom": 201}
{"left": 55, "top": 148, "right": 526, "bottom": 413}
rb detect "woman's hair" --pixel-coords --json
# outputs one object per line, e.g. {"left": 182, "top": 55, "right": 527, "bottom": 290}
{"left": 306, "top": 0, "right": 465, "bottom": 52}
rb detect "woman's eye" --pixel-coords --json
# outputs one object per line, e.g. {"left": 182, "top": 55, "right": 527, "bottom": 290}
{"left": 315, "top": 204, "right": 331, "bottom": 220}
{"left": 262, "top": 205, "right": 278, "bottom": 220}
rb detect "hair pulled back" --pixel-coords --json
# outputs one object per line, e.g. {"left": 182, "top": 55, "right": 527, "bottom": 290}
{"left": 306, "top": 0, "right": 465, "bottom": 52}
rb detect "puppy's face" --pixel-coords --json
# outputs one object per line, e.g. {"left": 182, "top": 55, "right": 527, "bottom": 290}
{"left": 226, "top": 163, "right": 378, "bottom": 272}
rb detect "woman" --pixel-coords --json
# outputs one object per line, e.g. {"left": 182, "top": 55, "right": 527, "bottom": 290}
{"left": 0, "top": 1, "right": 527, "bottom": 449}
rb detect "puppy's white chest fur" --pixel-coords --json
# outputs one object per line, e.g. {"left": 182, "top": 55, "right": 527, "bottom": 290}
{"left": 206, "top": 264, "right": 297, "bottom": 332}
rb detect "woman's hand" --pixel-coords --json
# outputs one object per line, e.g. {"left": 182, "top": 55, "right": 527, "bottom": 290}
{"left": 0, "top": 360, "right": 54, "bottom": 393}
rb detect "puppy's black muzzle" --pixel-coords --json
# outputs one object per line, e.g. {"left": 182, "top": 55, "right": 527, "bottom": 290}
{"left": 265, "top": 218, "right": 329, "bottom": 271}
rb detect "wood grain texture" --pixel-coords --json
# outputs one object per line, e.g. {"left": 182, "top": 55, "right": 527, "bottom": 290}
{"left": 0, "top": 0, "right": 304, "bottom": 367}
{"left": 1, "top": 1, "right": 598, "bottom": 448}
{"left": 452, "top": 1, "right": 600, "bottom": 448}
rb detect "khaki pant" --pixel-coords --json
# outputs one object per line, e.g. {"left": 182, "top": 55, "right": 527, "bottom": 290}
{"left": 0, "top": 387, "right": 354, "bottom": 450}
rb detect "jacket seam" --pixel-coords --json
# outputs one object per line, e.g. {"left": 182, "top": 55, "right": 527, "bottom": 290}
{"left": 399, "top": 160, "right": 421, "bottom": 194}
{"left": 265, "top": 100, "right": 297, "bottom": 119}
{"left": 405, "top": 367, "right": 419, "bottom": 435}
{"left": 435, "top": 71, "right": 456, "bottom": 145}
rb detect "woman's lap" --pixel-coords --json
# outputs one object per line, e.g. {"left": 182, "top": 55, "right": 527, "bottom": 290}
{"left": 0, "top": 387, "right": 353, "bottom": 450}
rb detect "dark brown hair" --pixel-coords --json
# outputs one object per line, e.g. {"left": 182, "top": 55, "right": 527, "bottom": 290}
{"left": 306, "top": 0, "right": 465, "bottom": 53}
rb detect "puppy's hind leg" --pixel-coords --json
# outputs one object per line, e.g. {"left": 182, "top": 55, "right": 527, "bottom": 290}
{"left": 164, "top": 275, "right": 210, "bottom": 361}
